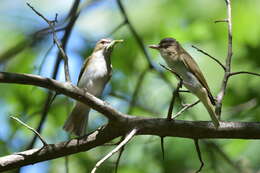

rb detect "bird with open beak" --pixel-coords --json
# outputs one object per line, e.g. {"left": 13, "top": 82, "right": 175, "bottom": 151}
{"left": 63, "top": 38, "right": 123, "bottom": 136}
{"left": 149, "top": 38, "right": 219, "bottom": 128}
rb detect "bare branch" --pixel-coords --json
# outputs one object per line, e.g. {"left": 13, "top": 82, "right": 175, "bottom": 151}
{"left": 160, "top": 64, "right": 182, "bottom": 80}
{"left": 172, "top": 100, "right": 200, "bottom": 119}
{"left": 191, "top": 45, "right": 226, "bottom": 70}
{"left": 216, "top": 0, "right": 233, "bottom": 117}
{"left": 27, "top": 0, "right": 80, "bottom": 149}
{"left": 160, "top": 137, "right": 165, "bottom": 160}
{"left": 3, "top": 72, "right": 260, "bottom": 138}
{"left": 160, "top": 64, "right": 186, "bottom": 120}
{"left": 10, "top": 116, "right": 48, "bottom": 146}
{"left": 0, "top": 72, "right": 127, "bottom": 121}
{"left": 91, "top": 129, "right": 137, "bottom": 173}
{"left": 214, "top": 19, "right": 228, "bottom": 23}
{"left": 194, "top": 139, "right": 204, "bottom": 173}
{"left": 0, "top": 125, "right": 121, "bottom": 172}
{"left": 228, "top": 71, "right": 260, "bottom": 77}
{"left": 27, "top": 3, "right": 71, "bottom": 82}
{"left": 167, "top": 81, "right": 182, "bottom": 120}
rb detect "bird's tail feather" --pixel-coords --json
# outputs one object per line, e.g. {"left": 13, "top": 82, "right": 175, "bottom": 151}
{"left": 63, "top": 102, "right": 90, "bottom": 136}
{"left": 197, "top": 89, "right": 220, "bottom": 128}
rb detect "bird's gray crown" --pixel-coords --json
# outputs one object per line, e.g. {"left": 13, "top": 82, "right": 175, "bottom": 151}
{"left": 159, "top": 38, "right": 177, "bottom": 48}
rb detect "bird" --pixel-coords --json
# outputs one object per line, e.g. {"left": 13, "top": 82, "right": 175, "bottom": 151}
{"left": 63, "top": 38, "right": 123, "bottom": 136}
{"left": 149, "top": 37, "right": 219, "bottom": 128}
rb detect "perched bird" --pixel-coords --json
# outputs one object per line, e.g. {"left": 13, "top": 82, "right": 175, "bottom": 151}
{"left": 63, "top": 38, "right": 123, "bottom": 136}
{"left": 149, "top": 38, "right": 219, "bottom": 128}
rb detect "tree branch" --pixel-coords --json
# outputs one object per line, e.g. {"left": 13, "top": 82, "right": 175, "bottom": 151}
{"left": 0, "top": 125, "right": 121, "bottom": 172}
{"left": 10, "top": 116, "right": 48, "bottom": 146}
{"left": 27, "top": 0, "right": 80, "bottom": 149}
{"left": 0, "top": 72, "right": 126, "bottom": 122}
{"left": 172, "top": 100, "right": 200, "bottom": 119}
{"left": 216, "top": 0, "right": 233, "bottom": 117}
{"left": 1, "top": 117, "right": 260, "bottom": 171}
{"left": 27, "top": 3, "right": 71, "bottom": 83}
{"left": 91, "top": 129, "right": 137, "bottom": 173}
{"left": 194, "top": 139, "right": 204, "bottom": 173}
{"left": 191, "top": 45, "right": 226, "bottom": 71}
{"left": 228, "top": 71, "right": 260, "bottom": 78}
{"left": 2, "top": 72, "right": 260, "bottom": 171}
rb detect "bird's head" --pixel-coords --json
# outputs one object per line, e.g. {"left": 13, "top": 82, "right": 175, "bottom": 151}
{"left": 149, "top": 38, "right": 180, "bottom": 57}
{"left": 94, "top": 38, "right": 123, "bottom": 54}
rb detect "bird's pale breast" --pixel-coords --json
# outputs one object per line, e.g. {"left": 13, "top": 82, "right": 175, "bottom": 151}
{"left": 163, "top": 54, "right": 204, "bottom": 94}
{"left": 78, "top": 50, "right": 110, "bottom": 96}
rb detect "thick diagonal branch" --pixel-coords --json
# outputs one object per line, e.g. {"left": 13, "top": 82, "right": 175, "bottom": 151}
{"left": 0, "top": 72, "right": 126, "bottom": 122}
{"left": 2, "top": 72, "right": 260, "bottom": 172}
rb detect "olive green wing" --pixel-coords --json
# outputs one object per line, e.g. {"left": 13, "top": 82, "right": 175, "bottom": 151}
{"left": 180, "top": 51, "right": 215, "bottom": 105}
{"left": 77, "top": 56, "right": 91, "bottom": 85}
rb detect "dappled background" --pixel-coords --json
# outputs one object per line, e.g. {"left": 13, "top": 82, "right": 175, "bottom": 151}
{"left": 1, "top": 0, "right": 260, "bottom": 172}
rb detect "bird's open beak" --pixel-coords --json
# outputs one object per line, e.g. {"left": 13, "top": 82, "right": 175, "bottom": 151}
{"left": 149, "top": 44, "right": 160, "bottom": 50}
{"left": 106, "top": 40, "right": 124, "bottom": 50}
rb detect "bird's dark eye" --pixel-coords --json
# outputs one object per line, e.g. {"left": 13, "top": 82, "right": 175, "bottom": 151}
{"left": 101, "top": 41, "right": 106, "bottom": 44}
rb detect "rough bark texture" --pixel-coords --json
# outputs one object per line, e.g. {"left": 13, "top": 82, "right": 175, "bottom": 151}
{"left": 1, "top": 72, "right": 260, "bottom": 171}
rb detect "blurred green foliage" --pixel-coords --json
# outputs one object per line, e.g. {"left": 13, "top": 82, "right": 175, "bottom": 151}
{"left": 0, "top": 0, "right": 260, "bottom": 172}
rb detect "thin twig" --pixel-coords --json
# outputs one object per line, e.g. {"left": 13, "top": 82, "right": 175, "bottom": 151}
{"left": 160, "top": 137, "right": 165, "bottom": 160}
{"left": 216, "top": 0, "right": 233, "bottom": 118}
{"left": 160, "top": 64, "right": 182, "bottom": 80}
{"left": 160, "top": 64, "right": 184, "bottom": 120}
{"left": 172, "top": 100, "right": 200, "bottom": 119}
{"left": 114, "top": 146, "right": 125, "bottom": 173}
{"left": 10, "top": 116, "right": 48, "bottom": 146}
{"left": 27, "top": 3, "right": 71, "bottom": 82}
{"left": 167, "top": 82, "right": 182, "bottom": 120}
{"left": 228, "top": 71, "right": 260, "bottom": 78}
{"left": 91, "top": 129, "right": 138, "bottom": 173}
{"left": 214, "top": 19, "right": 228, "bottom": 23}
{"left": 192, "top": 45, "right": 226, "bottom": 71}
{"left": 114, "top": 137, "right": 125, "bottom": 173}
{"left": 194, "top": 139, "right": 204, "bottom": 173}
{"left": 26, "top": 0, "right": 80, "bottom": 149}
